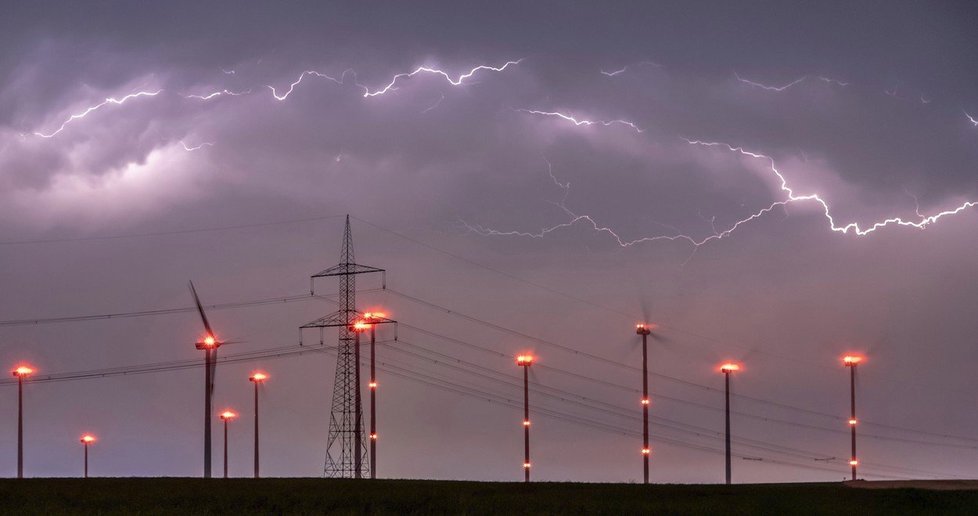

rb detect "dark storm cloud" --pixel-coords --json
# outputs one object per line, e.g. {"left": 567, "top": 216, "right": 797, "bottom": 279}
{"left": 1, "top": 1, "right": 978, "bottom": 482}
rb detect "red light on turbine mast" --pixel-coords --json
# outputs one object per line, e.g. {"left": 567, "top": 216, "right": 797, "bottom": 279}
{"left": 516, "top": 355, "right": 534, "bottom": 366}
{"left": 842, "top": 355, "right": 863, "bottom": 366}
{"left": 720, "top": 363, "right": 741, "bottom": 373}
{"left": 849, "top": 459, "right": 859, "bottom": 466}
{"left": 12, "top": 365, "right": 34, "bottom": 377}
{"left": 250, "top": 371, "right": 268, "bottom": 383}
{"left": 641, "top": 448, "right": 651, "bottom": 455}
{"left": 848, "top": 419, "right": 858, "bottom": 426}
{"left": 219, "top": 410, "right": 237, "bottom": 421}
{"left": 636, "top": 323, "right": 656, "bottom": 335}
{"left": 80, "top": 434, "right": 96, "bottom": 444}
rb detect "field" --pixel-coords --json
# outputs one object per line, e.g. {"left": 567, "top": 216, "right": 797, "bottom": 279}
{"left": 1, "top": 478, "right": 977, "bottom": 515}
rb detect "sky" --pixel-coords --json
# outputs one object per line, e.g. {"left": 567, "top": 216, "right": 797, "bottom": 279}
{"left": 1, "top": 0, "right": 978, "bottom": 482}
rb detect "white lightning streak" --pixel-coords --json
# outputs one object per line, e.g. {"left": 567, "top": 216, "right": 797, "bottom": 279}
{"left": 421, "top": 94, "right": 445, "bottom": 114}
{"left": 33, "top": 90, "right": 163, "bottom": 138}
{"left": 180, "top": 141, "right": 214, "bottom": 151}
{"left": 362, "top": 59, "right": 522, "bottom": 97}
{"left": 600, "top": 66, "right": 629, "bottom": 77}
{"left": 516, "top": 109, "right": 643, "bottom": 133}
{"left": 185, "top": 89, "right": 250, "bottom": 101}
{"left": 734, "top": 72, "right": 848, "bottom": 92}
{"left": 466, "top": 138, "right": 978, "bottom": 248}
{"left": 600, "top": 61, "right": 661, "bottom": 77}
{"left": 965, "top": 111, "right": 978, "bottom": 127}
{"left": 267, "top": 70, "right": 352, "bottom": 101}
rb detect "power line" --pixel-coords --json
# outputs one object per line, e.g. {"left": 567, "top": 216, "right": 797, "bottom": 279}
{"left": 387, "top": 302, "right": 978, "bottom": 449}
{"left": 0, "top": 289, "right": 382, "bottom": 328}
{"left": 386, "top": 337, "right": 960, "bottom": 479}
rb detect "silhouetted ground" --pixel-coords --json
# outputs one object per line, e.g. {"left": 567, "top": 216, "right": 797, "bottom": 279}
{"left": 2, "top": 478, "right": 978, "bottom": 515}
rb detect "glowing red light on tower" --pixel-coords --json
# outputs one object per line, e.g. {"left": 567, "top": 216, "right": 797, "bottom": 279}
{"left": 352, "top": 321, "right": 369, "bottom": 331}
{"left": 80, "top": 434, "right": 96, "bottom": 444}
{"left": 842, "top": 355, "right": 863, "bottom": 366}
{"left": 641, "top": 398, "right": 650, "bottom": 405}
{"left": 720, "top": 363, "right": 741, "bottom": 373}
{"left": 12, "top": 365, "right": 34, "bottom": 377}
{"left": 523, "top": 462, "right": 531, "bottom": 469}
{"left": 849, "top": 459, "right": 859, "bottom": 466}
{"left": 203, "top": 335, "right": 216, "bottom": 347}
{"left": 849, "top": 419, "right": 858, "bottom": 426}
{"left": 635, "top": 323, "right": 656, "bottom": 335}
{"left": 249, "top": 371, "right": 268, "bottom": 383}
{"left": 219, "top": 410, "right": 237, "bottom": 421}
{"left": 516, "top": 355, "right": 534, "bottom": 366}
{"left": 642, "top": 448, "right": 651, "bottom": 455}
{"left": 363, "top": 312, "right": 386, "bottom": 320}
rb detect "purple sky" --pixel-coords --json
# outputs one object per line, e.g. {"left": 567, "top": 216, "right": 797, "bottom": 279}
{"left": 2, "top": 1, "right": 978, "bottom": 482}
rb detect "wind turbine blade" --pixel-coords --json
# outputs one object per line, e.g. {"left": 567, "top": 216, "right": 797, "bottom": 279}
{"left": 188, "top": 280, "right": 215, "bottom": 337}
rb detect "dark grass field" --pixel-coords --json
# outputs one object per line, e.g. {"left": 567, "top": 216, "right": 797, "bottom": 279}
{"left": 1, "top": 478, "right": 977, "bottom": 515}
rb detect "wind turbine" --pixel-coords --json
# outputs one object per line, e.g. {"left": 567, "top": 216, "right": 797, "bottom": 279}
{"left": 189, "top": 280, "right": 223, "bottom": 479}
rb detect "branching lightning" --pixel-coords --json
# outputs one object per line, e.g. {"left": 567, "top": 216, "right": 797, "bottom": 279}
{"left": 33, "top": 90, "right": 163, "bottom": 138}
{"left": 516, "top": 109, "right": 643, "bottom": 133}
{"left": 267, "top": 70, "right": 355, "bottom": 101}
{"left": 965, "top": 112, "right": 978, "bottom": 127}
{"left": 734, "top": 72, "right": 848, "bottom": 91}
{"left": 464, "top": 137, "right": 978, "bottom": 249}
{"left": 362, "top": 59, "right": 522, "bottom": 97}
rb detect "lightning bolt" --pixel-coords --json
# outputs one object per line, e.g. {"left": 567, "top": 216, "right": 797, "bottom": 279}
{"left": 33, "top": 90, "right": 163, "bottom": 138}
{"left": 421, "top": 94, "right": 445, "bottom": 114}
{"left": 464, "top": 138, "right": 978, "bottom": 248}
{"left": 185, "top": 89, "right": 250, "bottom": 101}
{"left": 267, "top": 70, "right": 354, "bottom": 101}
{"left": 600, "top": 61, "right": 662, "bottom": 77}
{"left": 180, "top": 141, "right": 214, "bottom": 151}
{"left": 600, "top": 66, "right": 629, "bottom": 77}
{"left": 965, "top": 111, "right": 978, "bottom": 127}
{"left": 734, "top": 72, "right": 848, "bottom": 91}
{"left": 362, "top": 59, "right": 522, "bottom": 98}
{"left": 516, "top": 109, "right": 643, "bottom": 133}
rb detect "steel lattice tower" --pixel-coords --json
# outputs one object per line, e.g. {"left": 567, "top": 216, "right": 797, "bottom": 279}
{"left": 301, "top": 215, "right": 385, "bottom": 478}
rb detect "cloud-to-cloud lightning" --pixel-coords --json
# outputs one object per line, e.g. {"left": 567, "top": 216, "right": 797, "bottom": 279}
{"left": 465, "top": 136, "right": 978, "bottom": 249}
{"left": 267, "top": 70, "right": 352, "bottom": 101}
{"left": 185, "top": 89, "right": 250, "bottom": 101}
{"left": 180, "top": 140, "right": 214, "bottom": 151}
{"left": 361, "top": 59, "right": 522, "bottom": 97}
{"left": 516, "top": 108, "right": 643, "bottom": 133}
{"left": 734, "top": 72, "right": 848, "bottom": 91}
{"left": 33, "top": 90, "right": 162, "bottom": 138}
{"left": 599, "top": 60, "right": 661, "bottom": 77}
